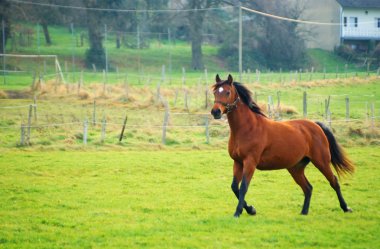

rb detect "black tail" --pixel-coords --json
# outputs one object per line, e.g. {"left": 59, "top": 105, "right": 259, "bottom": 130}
{"left": 316, "top": 122, "right": 355, "bottom": 177}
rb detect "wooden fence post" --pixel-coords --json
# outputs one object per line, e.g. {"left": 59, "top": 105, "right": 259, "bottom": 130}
{"left": 309, "top": 67, "right": 314, "bottom": 81}
{"left": 276, "top": 91, "right": 281, "bottom": 120}
{"left": 205, "top": 89, "right": 209, "bottom": 109}
{"left": 161, "top": 64, "right": 166, "bottom": 84}
{"left": 119, "top": 114, "right": 128, "bottom": 142}
{"left": 101, "top": 114, "right": 106, "bottom": 143}
{"left": 78, "top": 70, "right": 83, "bottom": 94}
{"left": 327, "top": 110, "right": 332, "bottom": 129}
{"left": 20, "top": 124, "right": 25, "bottom": 146}
{"left": 303, "top": 91, "right": 307, "bottom": 118}
{"left": 83, "top": 118, "right": 88, "bottom": 145}
{"left": 205, "top": 116, "right": 210, "bottom": 144}
{"left": 33, "top": 96, "right": 37, "bottom": 123}
{"left": 27, "top": 104, "right": 32, "bottom": 145}
{"left": 184, "top": 90, "right": 189, "bottom": 111}
{"left": 92, "top": 100, "right": 96, "bottom": 126}
{"left": 367, "top": 62, "right": 370, "bottom": 78}
{"left": 325, "top": 96, "right": 331, "bottom": 121}
{"left": 268, "top": 95, "right": 273, "bottom": 119}
{"left": 162, "top": 102, "right": 169, "bottom": 145}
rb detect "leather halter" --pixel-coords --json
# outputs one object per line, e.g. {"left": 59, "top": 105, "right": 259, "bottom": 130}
{"left": 214, "top": 85, "right": 240, "bottom": 114}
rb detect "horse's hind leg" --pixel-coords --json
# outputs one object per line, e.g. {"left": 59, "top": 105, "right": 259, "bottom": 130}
{"left": 231, "top": 161, "right": 256, "bottom": 216}
{"left": 311, "top": 157, "right": 352, "bottom": 213}
{"left": 288, "top": 158, "right": 313, "bottom": 215}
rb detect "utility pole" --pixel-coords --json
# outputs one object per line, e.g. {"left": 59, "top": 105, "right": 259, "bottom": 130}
{"left": 238, "top": 4, "right": 243, "bottom": 82}
{"left": 2, "top": 19, "right": 6, "bottom": 85}
{"left": 104, "top": 24, "right": 108, "bottom": 76}
{"left": 71, "top": 23, "right": 76, "bottom": 82}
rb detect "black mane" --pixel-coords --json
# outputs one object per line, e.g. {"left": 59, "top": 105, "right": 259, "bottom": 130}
{"left": 234, "top": 82, "right": 266, "bottom": 117}
{"left": 213, "top": 81, "right": 266, "bottom": 117}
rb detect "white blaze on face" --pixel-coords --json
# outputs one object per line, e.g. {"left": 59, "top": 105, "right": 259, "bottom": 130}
{"left": 218, "top": 87, "right": 224, "bottom": 93}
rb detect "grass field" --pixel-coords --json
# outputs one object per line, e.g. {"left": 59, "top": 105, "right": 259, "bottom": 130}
{"left": 0, "top": 147, "right": 379, "bottom": 248}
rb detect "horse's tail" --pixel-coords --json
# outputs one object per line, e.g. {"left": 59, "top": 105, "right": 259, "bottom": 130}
{"left": 315, "top": 122, "right": 355, "bottom": 177}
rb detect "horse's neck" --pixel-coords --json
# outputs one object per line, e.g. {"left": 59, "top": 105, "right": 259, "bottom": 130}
{"left": 227, "top": 102, "right": 259, "bottom": 136}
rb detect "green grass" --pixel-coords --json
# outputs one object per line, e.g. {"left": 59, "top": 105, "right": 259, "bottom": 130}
{"left": 0, "top": 147, "right": 379, "bottom": 248}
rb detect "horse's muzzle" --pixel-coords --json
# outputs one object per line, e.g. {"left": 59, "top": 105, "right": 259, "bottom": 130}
{"left": 211, "top": 108, "right": 222, "bottom": 119}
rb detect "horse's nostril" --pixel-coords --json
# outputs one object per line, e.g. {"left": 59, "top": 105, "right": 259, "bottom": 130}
{"left": 211, "top": 108, "right": 222, "bottom": 118}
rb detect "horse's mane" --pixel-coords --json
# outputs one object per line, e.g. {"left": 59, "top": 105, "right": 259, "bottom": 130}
{"left": 213, "top": 81, "right": 267, "bottom": 117}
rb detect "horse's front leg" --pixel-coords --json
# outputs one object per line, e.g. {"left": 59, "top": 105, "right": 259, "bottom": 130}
{"left": 231, "top": 161, "right": 256, "bottom": 217}
{"left": 234, "top": 160, "right": 256, "bottom": 218}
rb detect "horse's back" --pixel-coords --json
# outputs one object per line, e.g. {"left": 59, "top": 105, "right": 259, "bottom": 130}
{"left": 257, "top": 119, "right": 328, "bottom": 170}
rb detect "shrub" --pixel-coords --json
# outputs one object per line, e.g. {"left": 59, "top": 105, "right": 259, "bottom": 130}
{"left": 334, "top": 45, "right": 357, "bottom": 61}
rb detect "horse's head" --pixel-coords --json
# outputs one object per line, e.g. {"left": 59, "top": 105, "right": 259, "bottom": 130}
{"left": 211, "top": 74, "right": 239, "bottom": 119}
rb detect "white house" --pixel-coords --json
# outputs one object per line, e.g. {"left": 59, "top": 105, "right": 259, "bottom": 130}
{"left": 336, "top": 0, "right": 380, "bottom": 50}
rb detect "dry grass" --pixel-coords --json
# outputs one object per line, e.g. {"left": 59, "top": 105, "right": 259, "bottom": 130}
{"left": 0, "top": 90, "right": 8, "bottom": 99}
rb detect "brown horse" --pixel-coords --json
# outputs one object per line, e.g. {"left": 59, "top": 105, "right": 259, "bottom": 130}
{"left": 211, "top": 74, "right": 355, "bottom": 218}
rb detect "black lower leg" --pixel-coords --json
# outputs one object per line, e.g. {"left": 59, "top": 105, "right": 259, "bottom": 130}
{"left": 231, "top": 177, "right": 256, "bottom": 215}
{"left": 301, "top": 182, "right": 313, "bottom": 215}
{"left": 234, "top": 176, "right": 249, "bottom": 217}
{"left": 331, "top": 176, "right": 351, "bottom": 212}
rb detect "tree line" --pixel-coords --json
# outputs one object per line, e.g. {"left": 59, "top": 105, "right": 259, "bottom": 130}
{"left": 0, "top": 0, "right": 309, "bottom": 71}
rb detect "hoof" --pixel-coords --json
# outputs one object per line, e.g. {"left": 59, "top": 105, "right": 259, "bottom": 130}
{"left": 344, "top": 207, "right": 353, "bottom": 213}
{"left": 300, "top": 211, "right": 309, "bottom": 215}
{"left": 246, "top": 206, "right": 256, "bottom": 215}
{"left": 234, "top": 211, "right": 241, "bottom": 218}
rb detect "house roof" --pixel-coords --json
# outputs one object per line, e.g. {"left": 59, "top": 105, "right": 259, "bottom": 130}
{"left": 336, "top": 0, "right": 380, "bottom": 8}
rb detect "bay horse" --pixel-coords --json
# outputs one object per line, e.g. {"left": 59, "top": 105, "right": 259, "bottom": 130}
{"left": 211, "top": 74, "right": 355, "bottom": 218}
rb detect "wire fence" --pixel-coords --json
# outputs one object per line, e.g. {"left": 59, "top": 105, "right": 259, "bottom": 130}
{"left": 0, "top": 87, "right": 379, "bottom": 149}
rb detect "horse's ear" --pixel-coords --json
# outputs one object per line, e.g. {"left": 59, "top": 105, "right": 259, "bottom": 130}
{"left": 227, "top": 74, "right": 233, "bottom": 85}
{"left": 215, "top": 74, "right": 221, "bottom": 83}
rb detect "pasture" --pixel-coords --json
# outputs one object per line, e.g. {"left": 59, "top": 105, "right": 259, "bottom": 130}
{"left": 0, "top": 147, "right": 379, "bottom": 248}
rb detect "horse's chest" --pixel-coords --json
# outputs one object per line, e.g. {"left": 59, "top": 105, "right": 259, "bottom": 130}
{"left": 228, "top": 141, "right": 252, "bottom": 162}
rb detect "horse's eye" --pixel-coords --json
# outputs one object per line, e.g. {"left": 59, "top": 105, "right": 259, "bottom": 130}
{"left": 226, "top": 91, "right": 231, "bottom": 96}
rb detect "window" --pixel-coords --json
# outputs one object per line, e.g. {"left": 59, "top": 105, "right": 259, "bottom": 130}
{"left": 344, "top": 17, "right": 347, "bottom": 27}
{"left": 376, "top": 18, "right": 380, "bottom": 28}
{"left": 349, "top": 17, "right": 358, "bottom": 27}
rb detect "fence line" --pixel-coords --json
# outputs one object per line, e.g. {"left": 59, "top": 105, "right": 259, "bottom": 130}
{"left": 0, "top": 104, "right": 36, "bottom": 109}
{"left": 1, "top": 113, "right": 378, "bottom": 130}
